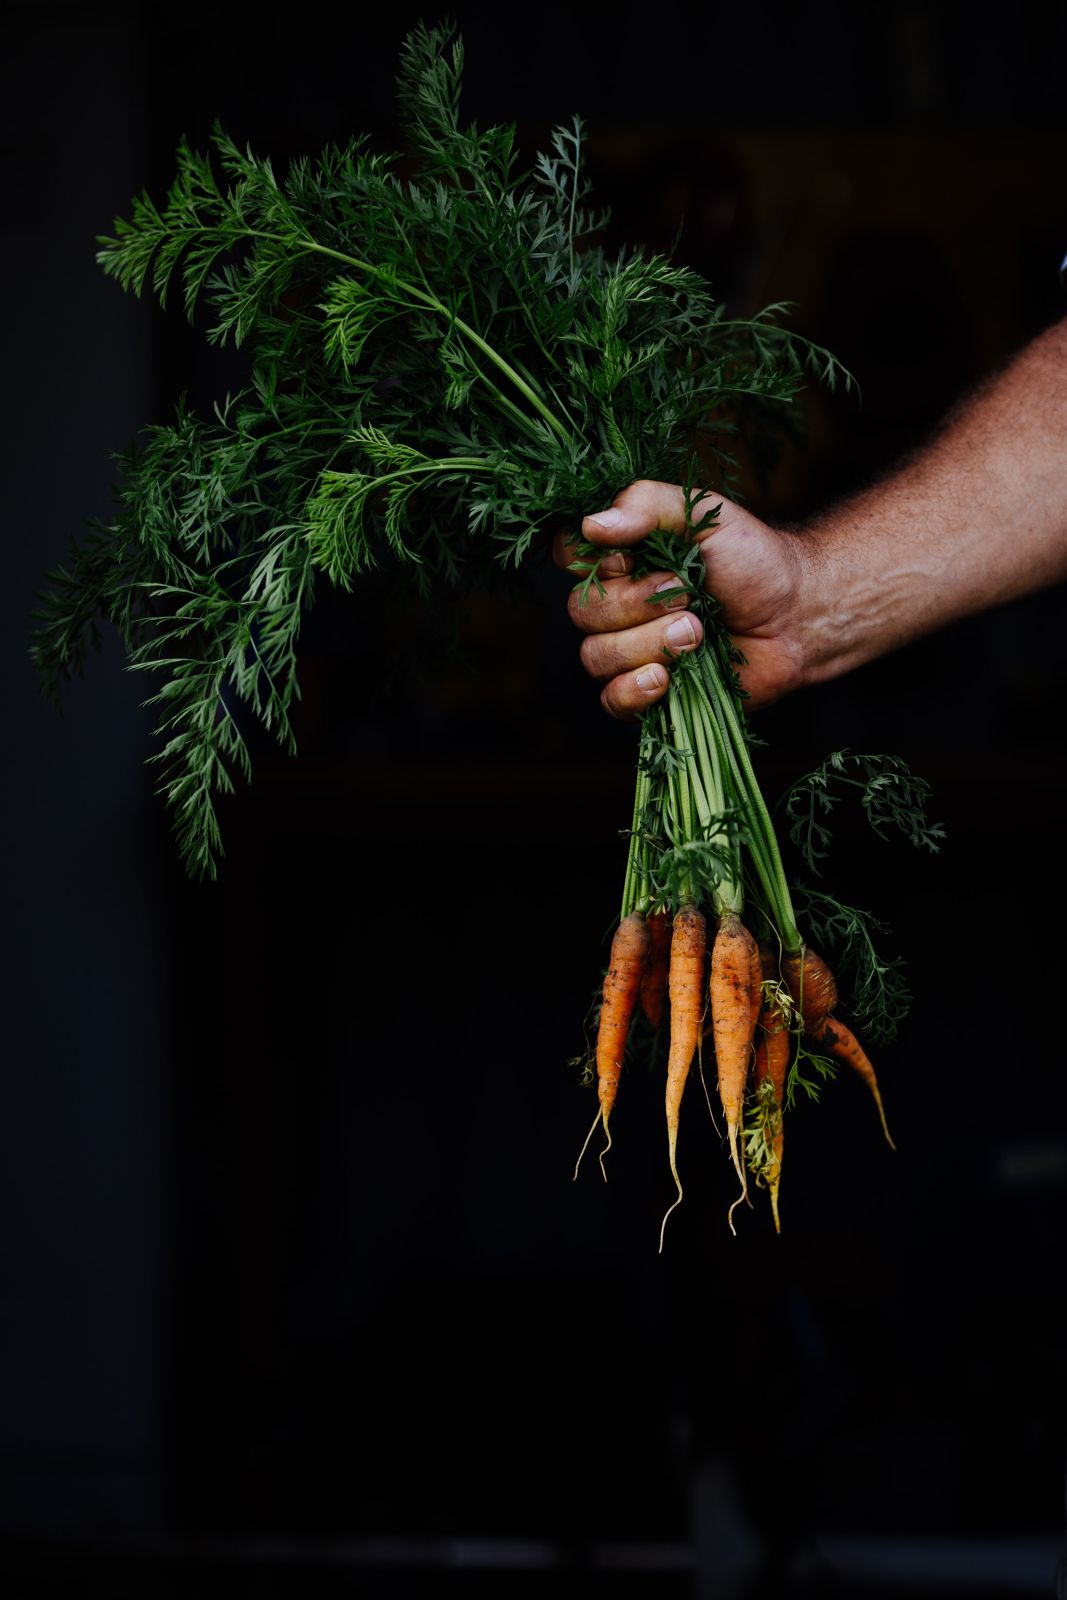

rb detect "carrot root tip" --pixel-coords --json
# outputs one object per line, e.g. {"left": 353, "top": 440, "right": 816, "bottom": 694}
{"left": 573, "top": 1105, "right": 604, "bottom": 1183}
{"left": 658, "top": 1157, "right": 684, "bottom": 1254}
{"left": 726, "top": 1119, "right": 749, "bottom": 1203}
{"left": 872, "top": 1093, "right": 896, "bottom": 1150}
{"left": 598, "top": 1119, "right": 614, "bottom": 1182}
{"left": 658, "top": 1189, "right": 682, "bottom": 1254}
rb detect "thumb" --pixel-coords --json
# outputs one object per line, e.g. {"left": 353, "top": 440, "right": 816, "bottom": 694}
{"left": 581, "top": 479, "right": 699, "bottom": 547}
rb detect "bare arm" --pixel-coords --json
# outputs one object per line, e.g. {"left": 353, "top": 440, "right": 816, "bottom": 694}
{"left": 557, "top": 316, "right": 1067, "bottom": 714}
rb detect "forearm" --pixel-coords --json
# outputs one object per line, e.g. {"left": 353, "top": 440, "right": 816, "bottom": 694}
{"left": 793, "top": 316, "right": 1067, "bottom": 687}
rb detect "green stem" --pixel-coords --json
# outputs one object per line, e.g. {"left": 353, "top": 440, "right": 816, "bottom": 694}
{"left": 469, "top": 366, "right": 561, "bottom": 447}
{"left": 622, "top": 742, "right": 650, "bottom": 919}
{"left": 667, "top": 678, "right": 695, "bottom": 844}
{"left": 332, "top": 454, "right": 507, "bottom": 491}
{"left": 699, "top": 643, "right": 800, "bottom": 948}
{"left": 683, "top": 673, "right": 741, "bottom": 900}
{"left": 677, "top": 669, "right": 741, "bottom": 915}
{"left": 279, "top": 235, "right": 572, "bottom": 444}
{"left": 675, "top": 698, "right": 713, "bottom": 832}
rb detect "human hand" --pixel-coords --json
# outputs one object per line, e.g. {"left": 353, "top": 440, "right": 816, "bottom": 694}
{"left": 553, "top": 479, "right": 810, "bottom": 717}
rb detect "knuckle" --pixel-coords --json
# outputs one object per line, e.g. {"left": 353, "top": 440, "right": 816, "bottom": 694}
{"left": 579, "top": 633, "right": 604, "bottom": 678}
{"left": 567, "top": 584, "right": 598, "bottom": 631}
{"left": 600, "top": 680, "right": 629, "bottom": 720}
{"left": 620, "top": 478, "right": 656, "bottom": 518}
{"left": 579, "top": 633, "right": 606, "bottom": 677}
{"left": 619, "top": 476, "right": 682, "bottom": 533}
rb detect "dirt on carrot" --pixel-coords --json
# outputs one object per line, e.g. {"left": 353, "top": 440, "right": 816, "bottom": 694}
{"left": 781, "top": 947, "right": 838, "bottom": 1030}
{"left": 639, "top": 909, "right": 671, "bottom": 1030}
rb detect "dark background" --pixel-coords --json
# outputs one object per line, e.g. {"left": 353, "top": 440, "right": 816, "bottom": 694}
{"left": 5, "top": 2, "right": 1067, "bottom": 1596}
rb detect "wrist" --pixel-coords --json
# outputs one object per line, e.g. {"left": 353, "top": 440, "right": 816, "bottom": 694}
{"left": 754, "top": 522, "right": 842, "bottom": 701}
{"left": 783, "top": 501, "right": 944, "bottom": 691}
{"left": 779, "top": 520, "right": 843, "bottom": 691}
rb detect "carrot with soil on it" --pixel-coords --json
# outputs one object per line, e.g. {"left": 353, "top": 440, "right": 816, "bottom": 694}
{"left": 639, "top": 909, "right": 671, "bottom": 1030}
{"left": 813, "top": 1014, "right": 896, "bottom": 1150}
{"left": 753, "top": 997, "right": 791, "bottom": 1233}
{"left": 710, "top": 911, "right": 761, "bottom": 1224}
{"left": 783, "top": 945, "right": 895, "bottom": 1150}
{"left": 574, "top": 911, "right": 651, "bottom": 1181}
{"left": 659, "top": 902, "right": 707, "bottom": 1251}
{"left": 747, "top": 935, "right": 764, "bottom": 1033}
{"left": 781, "top": 947, "right": 837, "bottom": 1030}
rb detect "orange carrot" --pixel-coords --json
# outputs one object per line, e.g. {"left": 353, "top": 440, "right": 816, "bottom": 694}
{"left": 783, "top": 948, "right": 895, "bottom": 1152}
{"left": 639, "top": 910, "right": 671, "bottom": 1030}
{"left": 753, "top": 1001, "right": 791, "bottom": 1233}
{"left": 710, "top": 911, "right": 761, "bottom": 1210}
{"left": 814, "top": 1014, "right": 896, "bottom": 1150}
{"left": 747, "top": 936, "right": 764, "bottom": 1033}
{"left": 659, "top": 903, "right": 706, "bottom": 1249}
{"left": 781, "top": 947, "right": 837, "bottom": 1030}
{"left": 575, "top": 912, "right": 650, "bottom": 1181}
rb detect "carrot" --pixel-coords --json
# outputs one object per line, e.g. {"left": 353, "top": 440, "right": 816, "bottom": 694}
{"left": 814, "top": 1014, "right": 896, "bottom": 1150}
{"left": 659, "top": 903, "right": 706, "bottom": 1250}
{"left": 575, "top": 911, "right": 651, "bottom": 1181}
{"left": 747, "top": 936, "right": 764, "bottom": 1033}
{"left": 753, "top": 1001, "right": 791, "bottom": 1233}
{"left": 639, "top": 910, "right": 671, "bottom": 1030}
{"left": 781, "top": 946, "right": 837, "bottom": 1030}
{"left": 783, "top": 948, "right": 895, "bottom": 1151}
{"left": 709, "top": 912, "right": 761, "bottom": 1218}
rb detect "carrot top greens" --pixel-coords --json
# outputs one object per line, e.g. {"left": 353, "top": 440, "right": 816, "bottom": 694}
{"left": 32, "top": 21, "right": 850, "bottom": 880}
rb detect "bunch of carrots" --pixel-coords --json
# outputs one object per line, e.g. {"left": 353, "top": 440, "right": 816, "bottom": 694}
{"left": 577, "top": 907, "right": 893, "bottom": 1242}
{"left": 570, "top": 587, "right": 907, "bottom": 1242}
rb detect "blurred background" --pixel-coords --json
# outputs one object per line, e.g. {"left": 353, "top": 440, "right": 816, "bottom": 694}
{"left": 4, "top": 2, "right": 1067, "bottom": 1595}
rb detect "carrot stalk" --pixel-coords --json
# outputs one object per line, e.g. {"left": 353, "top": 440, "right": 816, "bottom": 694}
{"left": 659, "top": 903, "right": 707, "bottom": 1251}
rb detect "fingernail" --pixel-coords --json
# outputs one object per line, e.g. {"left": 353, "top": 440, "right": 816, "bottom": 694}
{"left": 654, "top": 577, "right": 686, "bottom": 609}
{"left": 586, "top": 508, "right": 622, "bottom": 530}
{"left": 666, "top": 616, "right": 696, "bottom": 648}
{"left": 599, "top": 552, "right": 628, "bottom": 575}
{"left": 636, "top": 667, "right": 664, "bottom": 692}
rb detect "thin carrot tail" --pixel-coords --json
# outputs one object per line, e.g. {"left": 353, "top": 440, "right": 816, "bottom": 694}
{"left": 725, "top": 1116, "right": 749, "bottom": 1235}
{"left": 573, "top": 1105, "right": 605, "bottom": 1182}
{"left": 598, "top": 1113, "right": 614, "bottom": 1183}
{"left": 659, "top": 1128, "right": 684, "bottom": 1253}
{"left": 695, "top": 1028, "right": 721, "bottom": 1136}
{"left": 866, "top": 1083, "right": 896, "bottom": 1152}
{"left": 658, "top": 1167, "right": 683, "bottom": 1254}
{"left": 727, "top": 1117, "right": 749, "bottom": 1202}
{"left": 820, "top": 1016, "right": 897, "bottom": 1151}
{"left": 768, "top": 1174, "right": 782, "bottom": 1234}
{"left": 727, "top": 1187, "right": 747, "bottom": 1237}
{"left": 696, "top": 1058, "right": 722, "bottom": 1136}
